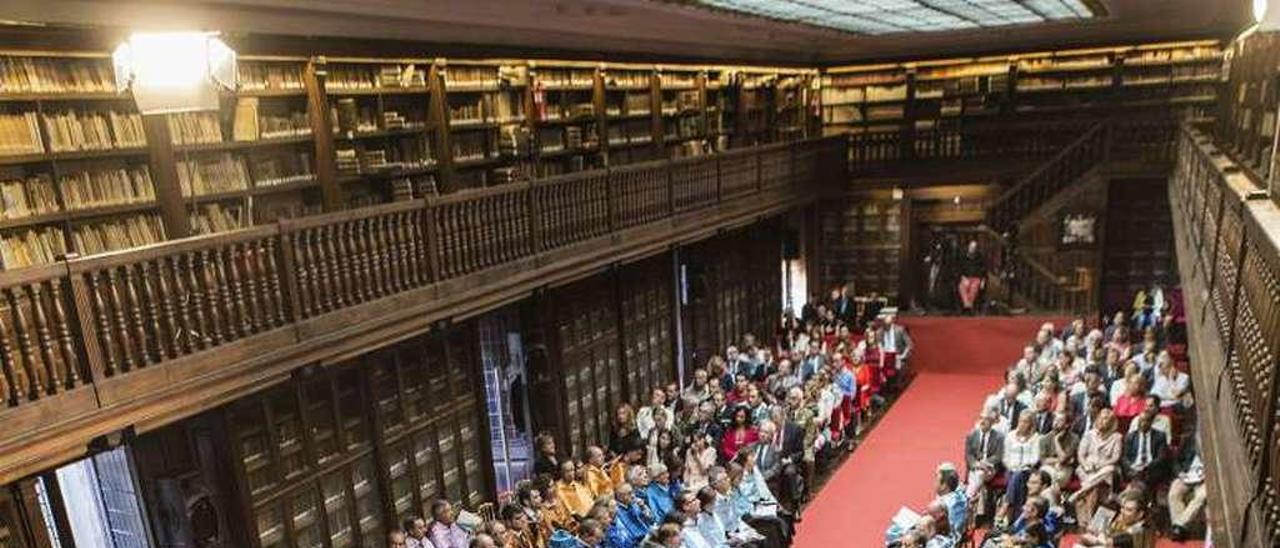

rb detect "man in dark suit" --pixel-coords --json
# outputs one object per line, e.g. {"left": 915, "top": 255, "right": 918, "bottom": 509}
{"left": 993, "top": 383, "right": 1026, "bottom": 432}
{"left": 756, "top": 418, "right": 804, "bottom": 512}
{"left": 829, "top": 287, "right": 855, "bottom": 326}
{"left": 1069, "top": 367, "right": 1107, "bottom": 418}
{"left": 1031, "top": 391, "right": 1055, "bottom": 434}
{"left": 963, "top": 411, "right": 1004, "bottom": 499}
{"left": 1123, "top": 412, "right": 1170, "bottom": 485}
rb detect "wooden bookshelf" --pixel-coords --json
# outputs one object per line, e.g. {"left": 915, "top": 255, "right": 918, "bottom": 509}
{"left": 822, "top": 40, "right": 1223, "bottom": 161}
{"left": 441, "top": 60, "right": 531, "bottom": 190}
{"left": 658, "top": 67, "right": 708, "bottom": 159}
{"left": 323, "top": 57, "right": 438, "bottom": 207}
{"left": 602, "top": 65, "right": 660, "bottom": 167}
{"left": 0, "top": 51, "right": 164, "bottom": 267}
{"left": 529, "top": 63, "right": 605, "bottom": 178}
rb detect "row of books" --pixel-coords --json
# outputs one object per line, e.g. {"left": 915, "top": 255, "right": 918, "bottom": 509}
{"left": 239, "top": 63, "right": 306, "bottom": 91}
{"left": 168, "top": 111, "right": 223, "bottom": 145}
{"left": 0, "top": 226, "right": 66, "bottom": 268}
{"left": 178, "top": 153, "right": 250, "bottom": 197}
{"left": 659, "top": 73, "right": 697, "bottom": 88}
{"left": 606, "top": 71, "right": 650, "bottom": 89}
{"left": 42, "top": 110, "right": 147, "bottom": 152}
{"left": 447, "top": 67, "right": 498, "bottom": 88}
{"left": 0, "top": 175, "right": 58, "bottom": 218}
{"left": 62, "top": 166, "right": 156, "bottom": 209}
{"left": 71, "top": 214, "right": 165, "bottom": 255}
{"left": 190, "top": 203, "right": 244, "bottom": 235}
{"left": 538, "top": 69, "right": 595, "bottom": 88}
{"left": 449, "top": 99, "right": 484, "bottom": 124}
{"left": 251, "top": 152, "right": 315, "bottom": 187}
{"left": 232, "top": 98, "right": 313, "bottom": 141}
{"left": 333, "top": 99, "right": 380, "bottom": 134}
{"left": 0, "top": 113, "right": 42, "bottom": 156}
{"left": 326, "top": 64, "right": 427, "bottom": 91}
{"left": 0, "top": 56, "right": 115, "bottom": 94}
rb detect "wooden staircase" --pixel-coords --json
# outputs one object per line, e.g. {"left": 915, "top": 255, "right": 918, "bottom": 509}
{"left": 981, "top": 119, "right": 1177, "bottom": 314}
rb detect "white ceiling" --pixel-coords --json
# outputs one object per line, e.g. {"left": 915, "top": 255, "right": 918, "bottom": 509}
{"left": 0, "top": 0, "right": 1251, "bottom": 65}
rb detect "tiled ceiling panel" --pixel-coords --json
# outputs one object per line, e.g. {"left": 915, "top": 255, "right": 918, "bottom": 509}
{"left": 693, "top": 0, "right": 1101, "bottom": 34}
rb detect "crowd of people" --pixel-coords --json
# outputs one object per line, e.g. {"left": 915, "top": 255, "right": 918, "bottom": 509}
{"left": 886, "top": 302, "right": 1206, "bottom": 548}
{"left": 385, "top": 285, "right": 914, "bottom": 548}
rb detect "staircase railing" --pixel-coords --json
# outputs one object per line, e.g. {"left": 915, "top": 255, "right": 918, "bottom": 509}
{"left": 986, "top": 122, "right": 1111, "bottom": 232}
{"left": 975, "top": 226, "right": 1084, "bottom": 313}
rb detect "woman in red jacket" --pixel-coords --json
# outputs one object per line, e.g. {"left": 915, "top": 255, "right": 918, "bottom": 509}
{"left": 719, "top": 405, "right": 759, "bottom": 462}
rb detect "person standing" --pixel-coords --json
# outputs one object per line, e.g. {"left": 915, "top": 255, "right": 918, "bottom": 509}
{"left": 957, "top": 240, "right": 986, "bottom": 315}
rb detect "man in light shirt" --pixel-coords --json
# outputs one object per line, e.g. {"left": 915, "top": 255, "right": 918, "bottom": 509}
{"left": 1168, "top": 434, "right": 1206, "bottom": 541}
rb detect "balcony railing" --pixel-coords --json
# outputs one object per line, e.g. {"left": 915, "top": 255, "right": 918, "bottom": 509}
{"left": 1172, "top": 124, "right": 1280, "bottom": 546}
{"left": 0, "top": 138, "right": 843, "bottom": 459}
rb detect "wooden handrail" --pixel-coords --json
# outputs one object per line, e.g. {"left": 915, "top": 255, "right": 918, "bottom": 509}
{"left": 1172, "top": 122, "right": 1280, "bottom": 547}
{"left": 990, "top": 123, "right": 1108, "bottom": 207}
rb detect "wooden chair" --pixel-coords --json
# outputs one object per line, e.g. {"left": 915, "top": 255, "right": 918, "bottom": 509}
{"left": 475, "top": 501, "right": 497, "bottom": 523}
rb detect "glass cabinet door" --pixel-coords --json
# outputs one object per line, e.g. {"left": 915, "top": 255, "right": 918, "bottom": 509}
{"left": 289, "top": 487, "right": 323, "bottom": 548}
{"left": 322, "top": 472, "right": 354, "bottom": 548}
{"left": 413, "top": 428, "right": 441, "bottom": 506}
{"left": 255, "top": 502, "right": 286, "bottom": 548}
{"left": 351, "top": 458, "right": 383, "bottom": 546}
{"left": 386, "top": 441, "right": 415, "bottom": 522}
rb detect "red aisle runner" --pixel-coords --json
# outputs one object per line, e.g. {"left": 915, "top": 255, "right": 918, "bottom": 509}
{"left": 791, "top": 316, "right": 1204, "bottom": 548}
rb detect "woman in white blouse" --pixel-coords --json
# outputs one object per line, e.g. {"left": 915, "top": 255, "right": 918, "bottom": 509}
{"left": 1150, "top": 351, "right": 1190, "bottom": 409}
{"left": 637, "top": 387, "right": 674, "bottom": 439}
{"left": 1003, "top": 410, "right": 1043, "bottom": 516}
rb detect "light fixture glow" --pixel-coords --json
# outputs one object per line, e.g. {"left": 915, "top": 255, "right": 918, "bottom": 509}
{"left": 1255, "top": 0, "right": 1269, "bottom": 23}
{"left": 113, "top": 32, "right": 236, "bottom": 114}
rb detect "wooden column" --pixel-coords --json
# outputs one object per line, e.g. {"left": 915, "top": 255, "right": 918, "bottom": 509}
{"left": 140, "top": 113, "right": 190, "bottom": 240}
{"left": 304, "top": 57, "right": 342, "bottom": 212}
{"left": 429, "top": 62, "right": 456, "bottom": 193}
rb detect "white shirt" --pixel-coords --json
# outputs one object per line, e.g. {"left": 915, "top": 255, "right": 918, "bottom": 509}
{"left": 1003, "top": 431, "right": 1041, "bottom": 471}
{"left": 1151, "top": 371, "right": 1190, "bottom": 406}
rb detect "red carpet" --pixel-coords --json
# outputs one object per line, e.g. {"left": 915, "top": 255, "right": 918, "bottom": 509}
{"left": 792, "top": 316, "right": 1203, "bottom": 547}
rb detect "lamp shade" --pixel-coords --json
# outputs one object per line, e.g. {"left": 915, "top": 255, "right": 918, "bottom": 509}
{"left": 113, "top": 32, "right": 236, "bottom": 114}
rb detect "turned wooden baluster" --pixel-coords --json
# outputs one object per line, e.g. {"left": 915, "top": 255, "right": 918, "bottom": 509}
{"left": 480, "top": 198, "right": 492, "bottom": 264}
{"left": 439, "top": 207, "right": 454, "bottom": 277}
{"left": 186, "top": 252, "right": 217, "bottom": 345}
{"left": 347, "top": 222, "right": 367, "bottom": 303}
{"left": 135, "top": 263, "right": 167, "bottom": 360}
{"left": 449, "top": 206, "right": 464, "bottom": 276}
{"left": 377, "top": 216, "right": 396, "bottom": 295}
{"left": 377, "top": 216, "right": 397, "bottom": 294}
{"left": 293, "top": 232, "right": 315, "bottom": 316}
{"left": 398, "top": 211, "right": 418, "bottom": 286}
{"left": 5, "top": 289, "right": 43, "bottom": 399}
{"left": 152, "top": 260, "right": 182, "bottom": 359}
{"left": 208, "top": 248, "right": 241, "bottom": 339}
{"left": 222, "top": 247, "right": 250, "bottom": 337}
{"left": 46, "top": 282, "right": 80, "bottom": 387}
{"left": 240, "top": 243, "right": 264, "bottom": 333}
{"left": 325, "top": 225, "right": 350, "bottom": 309}
{"left": 121, "top": 265, "right": 153, "bottom": 366}
{"left": 357, "top": 219, "right": 379, "bottom": 300}
{"left": 173, "top": 255, "right": 203, "bottom": 352}
{"left": 261, "top": 238, "right": 286, "bottom": 326}
{"left": 361, "top": 218, "right": 380, "bottom": 297}
{"left": 366, "top": 218, "right": 386, "bottom": 298}
{"left": 309, "top": 229, "right": 334, "bottom": 313}
{"left": 103, "top": 269, "right": 136, "bottom": 372}
{"left": 386, "top": 215, "right": 405, "bottom": 293}
{"left": 0, "top": 311, "right": 23, "bottom": 405}
{"left": 25, "top": 284, "right": 60, "bottom": 395}
{"left": 86, "top": 271, "right": 120, "bottom": 375}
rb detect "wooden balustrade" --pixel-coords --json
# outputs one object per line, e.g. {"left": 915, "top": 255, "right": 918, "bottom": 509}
{"left": 0, "top": 264, "right": 86, "bottom": 407}
{"left": 1173, "top": 123, "right": 1280, "bottom": 545}
{"left": 987, "top": 122, "right": 1111, "bottom": 232}
{"left": 0, "top": 137, "right": 843, "bottom": 425}
{"left": 850, "top": 119, "right": 1098, "bottom": 171}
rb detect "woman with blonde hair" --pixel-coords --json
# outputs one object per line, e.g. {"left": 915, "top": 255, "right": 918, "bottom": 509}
{"left": 1071, "top": 408, "right": 1123, "bottom": 524}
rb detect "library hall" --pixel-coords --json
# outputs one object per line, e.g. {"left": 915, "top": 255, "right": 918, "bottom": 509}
{"left": 0, "top": 1, "right": 1276, "bottom": 547}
